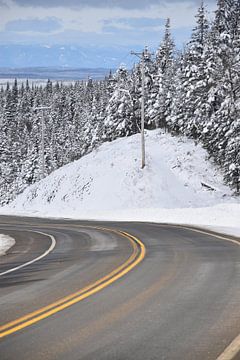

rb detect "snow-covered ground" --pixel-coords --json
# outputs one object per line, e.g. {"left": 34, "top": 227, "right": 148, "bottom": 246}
{"left": 1, "top": 130, "right": 240, "bottom": 237}
{"left": 0, "top": 234, "right": 15, "bottom": 256}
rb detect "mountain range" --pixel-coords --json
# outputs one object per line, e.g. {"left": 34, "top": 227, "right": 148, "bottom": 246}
{"left": 0, "top": 44, "right": 136, "bottom": 69}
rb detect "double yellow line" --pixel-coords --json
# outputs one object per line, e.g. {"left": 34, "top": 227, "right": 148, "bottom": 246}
{"left": 0, "top": 228, "right": 146, "bottom": 339}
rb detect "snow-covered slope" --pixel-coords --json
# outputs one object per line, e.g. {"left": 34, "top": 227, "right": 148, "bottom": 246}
{"left": 3, "top": 130, "right": 240, "bottom": 235}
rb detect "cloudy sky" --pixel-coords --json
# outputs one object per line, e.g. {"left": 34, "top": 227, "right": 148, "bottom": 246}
{"left": 0, "top": 0, "right": 216, "bottom": 48}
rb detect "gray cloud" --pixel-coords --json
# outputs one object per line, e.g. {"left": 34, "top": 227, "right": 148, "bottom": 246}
{"left": 0, "top": 0, "right": 9, "bottom": 7}
{"left": 104, "top": 17, "right": 165, "bottom": 28}
{"left": 11, "top": 0, "right": 215, "bottom": 9}
{"left": 12, "top": 0, "right": 161, "bottom": 8}
{"left": 5, "top": 17, "right": 62, "bottom": 32}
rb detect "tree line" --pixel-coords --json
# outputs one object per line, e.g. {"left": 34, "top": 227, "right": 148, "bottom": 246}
{"left": 0, "top": 0, "right": 239, "bottom": 205}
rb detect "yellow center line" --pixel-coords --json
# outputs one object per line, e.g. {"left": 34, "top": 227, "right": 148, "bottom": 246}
{"left": 0, "top": 228, "right": 146, "bottom": 339}
{"left": 0, "top": 227, "right": 138, "bottom": 332}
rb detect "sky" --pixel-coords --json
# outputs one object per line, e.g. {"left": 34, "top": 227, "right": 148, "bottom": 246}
{"left": 0, "top": 0, "right": 217, "bottom": 48}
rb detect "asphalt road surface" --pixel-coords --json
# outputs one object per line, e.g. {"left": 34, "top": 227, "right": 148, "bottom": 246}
{"left": 0, "top": 215, "right": 239, "bottom": 360}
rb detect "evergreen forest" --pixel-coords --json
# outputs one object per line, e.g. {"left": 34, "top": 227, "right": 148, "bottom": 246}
{"left": 0, "top": 0, "right": 239, "bottom": 205}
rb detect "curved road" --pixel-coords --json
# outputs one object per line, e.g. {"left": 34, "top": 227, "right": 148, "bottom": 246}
{"left": 0, "top": 215, "right": 239, "bottom": 360}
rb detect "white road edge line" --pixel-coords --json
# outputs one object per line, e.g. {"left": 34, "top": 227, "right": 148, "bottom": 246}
{"left": 181, "top": 226, "right": 240, "bottom": 247}
{"left": 157, "top": 223, "right": 240, "bottom": 360}
{"left": 180, "top": 225, "right": 240, "bottom": 360}
{"left": 216, "top": 334, "right": 240, "bottom": 360}
{"left": 158, "top": 224, "right": 240, "bottom": 246}
{"left": 0, "top": 231, "right": 56, "bottom": 276}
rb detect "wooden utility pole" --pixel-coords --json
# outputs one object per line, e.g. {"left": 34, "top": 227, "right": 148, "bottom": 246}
{"left": 131, "top": 47, "right": 152, "bottom": 169}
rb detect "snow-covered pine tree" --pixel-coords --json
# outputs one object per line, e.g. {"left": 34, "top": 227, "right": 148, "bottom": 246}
{"left": 153, "top": 18, "right": 175, "bottom": 130}
{"left": 220, "top": 0, "right": 240, "bottom": 191}
{"left": 202, "top": 0, "right": 240, "bottom": 191}
{"left": 167, "top": 52, "right": 187, "bottom": 134}
{"left": 104, "top": 65, "right": 138, "bottom": 140}
{"left": 168, "top": 3, "right": 209, "bottom": 139}
{"left": 185, "top": 2, "right": 210, "bottom": 138}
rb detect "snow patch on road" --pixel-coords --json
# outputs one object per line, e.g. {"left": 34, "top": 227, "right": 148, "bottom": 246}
{"left": 90, "top": 232, "right": 118, "bottom": 251}
{"left": 0, "top": 234, "right": 15, "bottom": 256}
{"left": 1, "top": 129, "right": 240, "bottom": 237}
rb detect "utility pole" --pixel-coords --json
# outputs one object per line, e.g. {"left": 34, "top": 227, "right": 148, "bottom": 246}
{"left": 131, "top": 47, "right": 153, "bottom": 169}
{"left": 34, "top": 106, "right": 51, "bottom": 180}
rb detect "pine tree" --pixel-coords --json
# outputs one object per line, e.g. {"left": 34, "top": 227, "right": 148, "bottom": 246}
{"left": 169, "top": 3, "right": 209, "bottom": 138}
{"left": 104, "top": 65, "right": 138, "bottom": 140}
{"left": 204, "top": 0, "right": 239, "bottom": 175}
{"left": 153, "top": 18, "right": 175, "bottom": 129}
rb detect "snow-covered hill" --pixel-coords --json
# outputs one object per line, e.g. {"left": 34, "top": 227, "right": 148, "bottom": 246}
{"left": 3, "top": 130, "right": 240, "bottom": 235}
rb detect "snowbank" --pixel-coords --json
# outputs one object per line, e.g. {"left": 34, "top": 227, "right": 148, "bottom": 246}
{"left": 1, "top": 130, "right": 240, "bottom": 236}
{"left": 0, "top": 234, "right": 15, "bottom": 256}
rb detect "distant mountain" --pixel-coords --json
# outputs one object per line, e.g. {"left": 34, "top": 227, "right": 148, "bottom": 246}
{"left": 0, "top": 44, "right": 135, "bottom": 69}
{"left": 0, "top": 67, "right": 112, "bottom": 81}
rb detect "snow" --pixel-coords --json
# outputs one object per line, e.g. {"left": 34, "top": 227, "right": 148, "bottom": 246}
{"left": 229, "top": 163, "right": 237, "bottom": 171}
{"left": 1, "top": 130, "right": 240, "bottom": 237}
{"left": 0, "top": 78, "right": 75, "bottom": 90}
{"left": 0, "top": 234, "right": 15, "bottom": 256}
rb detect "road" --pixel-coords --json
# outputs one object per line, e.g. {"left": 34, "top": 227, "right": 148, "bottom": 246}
{"left": 0, "top": 215, "right": 239, "bottom": 360}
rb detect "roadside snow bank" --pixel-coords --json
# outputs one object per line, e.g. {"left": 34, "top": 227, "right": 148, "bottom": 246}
{"left": 0, "top": 234, "right": 15, "bottom": 256}
{"left": 1, "top": 129, "right": 240, "bottom": 236}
